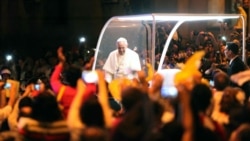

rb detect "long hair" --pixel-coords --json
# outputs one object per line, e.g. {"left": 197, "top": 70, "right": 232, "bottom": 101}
{"left": 61, "top": 64, "right": 82, "bottom": 87}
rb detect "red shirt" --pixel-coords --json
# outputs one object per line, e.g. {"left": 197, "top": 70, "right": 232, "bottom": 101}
{"left": 50, "top": 64, "right": 97, "bottom": 118}
{"left": 50, "top": 64, "right": 77, "bottom": 118}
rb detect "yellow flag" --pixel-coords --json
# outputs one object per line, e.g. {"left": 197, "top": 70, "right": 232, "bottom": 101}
{"left": 174, "top": 51, "right": 205, "bottom": 85}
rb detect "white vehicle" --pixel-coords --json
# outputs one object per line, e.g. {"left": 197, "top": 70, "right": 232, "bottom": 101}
{"left": 92, "top": 13, "right": 246, "bottom": 97}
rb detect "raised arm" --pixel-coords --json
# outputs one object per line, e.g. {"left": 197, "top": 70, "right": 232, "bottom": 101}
{"left": 96, "top": 70, "right": 113, "bottom": 128}
{"left": 7, "top": 80, "right": 18, "bottom": 107}
{"left": 67, "top": 78, "right": 86, "bottom": 129}
{"left": 50, "top": 47, "right": 66, "bottom": 94}
{"left": 0, "top": 81, "right": 16, "bottom": 122}
{"left": 176, "top": 82, "right": 193, "bottom": 141}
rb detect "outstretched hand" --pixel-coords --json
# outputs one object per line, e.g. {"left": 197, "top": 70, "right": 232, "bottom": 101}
{"left": 84, "top": 57, "right": 94, "bottom": 71}
{"left": 57, "top": 46, "right": 66, "bottom": 63}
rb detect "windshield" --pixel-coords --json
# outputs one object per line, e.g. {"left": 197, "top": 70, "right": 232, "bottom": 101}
{"left": 93, "top": 13, "right": 245, "bottom": 76}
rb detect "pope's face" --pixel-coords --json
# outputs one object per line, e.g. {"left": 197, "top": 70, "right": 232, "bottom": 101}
{"left": 117, "top": 41, "right": 127, "bottom": 55}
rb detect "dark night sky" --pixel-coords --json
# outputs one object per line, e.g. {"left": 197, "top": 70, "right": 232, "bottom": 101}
{"left": 0, "top": 0, "right": 158, "bottom": 60}
{"left": 0, "top": 0, "right": 105, "bottom": 59}
{"left": 1, "top": 0, "right": 245, "bottom": 59}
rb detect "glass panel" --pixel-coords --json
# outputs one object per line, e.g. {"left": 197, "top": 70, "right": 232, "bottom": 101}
{"left": 94, "top": 19, "right": 152, "bottom": 73}
{"left": 94, "top": 14, "right": 245, "bottom": 82}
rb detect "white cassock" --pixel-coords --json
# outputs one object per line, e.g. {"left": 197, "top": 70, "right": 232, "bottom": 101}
{"left": 103, "top": 48, "right": 141, "bottom": 82}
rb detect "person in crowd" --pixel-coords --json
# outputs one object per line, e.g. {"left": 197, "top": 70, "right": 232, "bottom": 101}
{"left": 103, "top": 69, "right": 162, "bottom": 141}
{"left": 7, "top": 76, "right": 54, "bottom": 131}
{"left": 18, "top": 57, "right": 35, "bottom": 93}
{"left": 111, "top": 92, "right": 161, "bottom": 141}
{"left": 110, "top": 86, "right": 150, "bottom": 130}
{"left": 20, "top": 92, "right": 63, "bottom": 123}
{"left": 50, "top": 47, "right": 82, "bottom": 118}
{"left": 0, "top": 67, "right": 16, "bottom": 107}
{"left": 0, "top": 67, "right": 12, "bottom": 82}
{"left": 211, "top": 71, "right": 230, "bottom": 124}
{"left": 200, "top": 41, "right": 218, "bottom": 80}
{"left": 224, "top": 42, "right": 248, "bottom": 86}
{"left": 188, "top": 83, "right": 227, "bottom": 141}
{"left": 234, "top": 1, "right": 247, "bottom": 30}
{"left": 102, "top": 37, "right": 141, "bottom": 82}
{"left": 214, "top": 40, "right": 228, "bottom": 72}
{"left": 44, "top": 51, "right": 58, "bottom": 74}
{"left": 33, "top": 57, "right": 51, "bottom": 79}
{"left": 195, "top": 31, "right": 218, "bottom": 51}
{"left": 22, "top": 76, "right": 53, "bottom": 97}
{"left": 0, "top": 67, "right": 19, "bottom": 131}
{"left": 219, "top": 86, "right": 249, "bottom": 138}
{"left": 67, "top": 70, "right": 113, "bottom": 141}
{"left": 184, "top": 44, "right": 196, "bottom": 62}
{"left": 0, "top": 81, "right": 16, "bottom": 125}
{"left": 17, "top": 91, "right": 69, "bottom": 141}
{"left": 224, "top": 42, "right": 250, "bottom": 99}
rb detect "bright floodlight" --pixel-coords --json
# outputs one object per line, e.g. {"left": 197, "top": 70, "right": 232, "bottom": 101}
{"left": 221, "top": 36, "right": 227, "bottom": 41}
{"left": 6, "top": 55, "right": 12, "bottom": 61}
{"left": 116, "top": 14, "right": 240, "bottom": 21}
{"left": 79, "top": 37, "right": 86, "bottom": 43}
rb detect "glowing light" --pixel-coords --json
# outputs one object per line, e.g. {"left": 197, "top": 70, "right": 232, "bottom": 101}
{"left": 116, "top": 14, "right": 240, "bottom": 22}
{"left": 221, "top": 36, "right": 227, "bottom": 41}
{"left": 6, "top": 55, "right": 12, "bottom": 61}
{"left": 79, "top": 37, "right": 86, "bottom": 43}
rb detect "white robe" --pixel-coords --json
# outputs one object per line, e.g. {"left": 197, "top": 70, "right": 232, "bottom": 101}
{"left": 103, "top": 48, "right": 141, "bottom": 82}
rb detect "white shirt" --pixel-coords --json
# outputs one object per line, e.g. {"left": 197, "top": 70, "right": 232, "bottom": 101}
{"left": 103, "top": 48, "right": 141, "bottom": 82}
{"left": 229, "top": 55, "right": 238, "bottom": 65}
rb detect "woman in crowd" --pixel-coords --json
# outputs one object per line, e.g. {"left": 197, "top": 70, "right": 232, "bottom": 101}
{"left": 50, "top": 47, "right": 82, "bottom": 118}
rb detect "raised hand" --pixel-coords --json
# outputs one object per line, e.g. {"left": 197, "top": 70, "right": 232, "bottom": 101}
{"left": 175, "top": 77, "right": 194, "bottom": 141}
{"left": 57, "top": 46, "right": 66, "bottom": 63}
{"left": 84, "top": 57, "right": 94, "bottom": 71}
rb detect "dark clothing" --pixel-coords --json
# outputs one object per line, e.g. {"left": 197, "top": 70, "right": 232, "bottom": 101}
{"left": 241, "top": 81, "right": 250, "bottom": 102}
{"left": 227, "top": 56, "right": 248, "bottom": 86}
{"left": 227, "top": 56, "right": 250, "bottom": 100}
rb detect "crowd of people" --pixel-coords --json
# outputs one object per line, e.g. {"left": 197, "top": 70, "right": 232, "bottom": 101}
{"left": 0, "top": 25, "right": 250, "bottom": 141}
